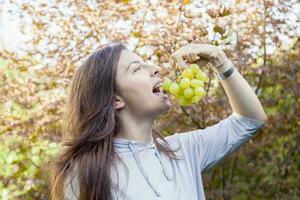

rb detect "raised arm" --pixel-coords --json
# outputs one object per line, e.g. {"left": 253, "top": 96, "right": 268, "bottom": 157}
{"left": 216, "top": 59, "right": 267, "bottom": 122}
{"left": 167, "top": 43, "right": 268, "bottom": 173}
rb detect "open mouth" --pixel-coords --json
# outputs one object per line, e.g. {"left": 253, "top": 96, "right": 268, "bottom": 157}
{"left": 152, "top": 86, "right": 162, "bottom": 95}
{"left": 152, "top": 82, "right": 163, "bottom": 95}
{"left": 152, "top": 82, "right": 168, "bottom": 99}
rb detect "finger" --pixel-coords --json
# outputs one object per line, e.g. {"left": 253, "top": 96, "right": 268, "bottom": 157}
{"left": 184, "top": 54, "right": 193, "bottom": 63}
{"left": 194, "top": 44, "right": 217, "bottom": 58}
{"left": 175, "top": 55, "right": 187, "bottom": 68}
{"left": 196, "top": 58, "right": 210, "bottom": 67}
{"left": 190, "top": 53, "right": 200, "bottom": 62}
{"left": 169, "top": 55, "right": 176, "bottom": 66}
{"left": 182, "top": 54, "right": 190, "bottom": 62}
{"left": 170, "top": 52, "right": 178, "bottom": 64}
{"left": 182, "top": 53, "right": 200, "bottom": 63}
{"left": 171, "top": 52, "right": 185, "bottom": 67}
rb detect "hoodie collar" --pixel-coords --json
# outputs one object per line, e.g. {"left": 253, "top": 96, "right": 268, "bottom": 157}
{"left": 113, "top": 137, "right": 173, "bottom": 197}
{"left": 113, "top": 137, "right": 155, "bottom": 152}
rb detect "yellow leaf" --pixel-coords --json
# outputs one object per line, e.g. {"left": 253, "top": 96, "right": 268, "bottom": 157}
{"left": 132, "top": 31, "right": 142, "bottom": 38}
{"left": 183, "top": 0, "right": 192, "bottom": 5}
{"left": 19, "top": 66, "right": 28, "bottom": 72}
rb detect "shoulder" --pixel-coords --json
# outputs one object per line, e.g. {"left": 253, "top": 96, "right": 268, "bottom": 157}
{"left": 164, "top": 129, "right": 203, "bottom": 146}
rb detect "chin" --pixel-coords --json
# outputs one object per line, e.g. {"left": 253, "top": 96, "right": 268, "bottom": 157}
{"left": 157, "top": 101, "right": 172, "bottom": 115}
{"left": 147, "top": 93, "right": 172, "bottom": 116}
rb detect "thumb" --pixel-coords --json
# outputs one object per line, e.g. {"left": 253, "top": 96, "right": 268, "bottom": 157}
{"left": 173, "top": 55, "right": 188, "bottom": 68}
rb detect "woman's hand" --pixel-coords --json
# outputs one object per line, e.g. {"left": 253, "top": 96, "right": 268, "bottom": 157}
{"left": 170, "top": 43, "right": 233, "bottom": 73}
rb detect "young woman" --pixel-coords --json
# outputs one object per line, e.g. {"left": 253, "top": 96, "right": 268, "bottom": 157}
{"left": 48, "top": 42, "right": 267, "bottom": 200}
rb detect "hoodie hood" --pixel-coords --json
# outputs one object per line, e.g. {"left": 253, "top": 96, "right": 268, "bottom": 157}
{"left": 113, "top": 137, "right": 174, "bottom": 197}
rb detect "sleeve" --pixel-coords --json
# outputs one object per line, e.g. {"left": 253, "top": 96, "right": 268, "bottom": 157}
{"left": 165, "top": 112, "right": 266, "bottom": 173}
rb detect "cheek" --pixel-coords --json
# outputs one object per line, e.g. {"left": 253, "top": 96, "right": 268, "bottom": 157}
{"left": 128, "top": 81, "right": 151, "bottom": 96}
{"left": 123, "top": 80, "right": 153, "bottom": 103}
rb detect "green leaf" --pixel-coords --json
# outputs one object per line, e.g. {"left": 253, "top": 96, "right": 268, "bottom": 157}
{"left": 213, "top": 25, "right": 225, "bottom": 34}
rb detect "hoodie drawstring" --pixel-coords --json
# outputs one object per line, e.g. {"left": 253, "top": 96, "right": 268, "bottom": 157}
{"left": 128, "top": 141, "right": 173, "bottom": 197}
{"left": 154, "top": 149, "right": 173, "bottom": 181}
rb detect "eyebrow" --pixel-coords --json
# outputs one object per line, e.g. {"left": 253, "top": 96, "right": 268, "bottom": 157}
{"left": 126, "top": 60, "right": 141, "bottom": 71}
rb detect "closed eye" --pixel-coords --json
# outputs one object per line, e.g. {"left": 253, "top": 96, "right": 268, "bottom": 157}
{"left": 133, "top": 65, "right": 142, "bottom": 73}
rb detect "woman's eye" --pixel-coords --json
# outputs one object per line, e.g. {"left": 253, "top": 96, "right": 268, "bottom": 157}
{"left": 133, "top": 65, "right": 141, "bottom": 72}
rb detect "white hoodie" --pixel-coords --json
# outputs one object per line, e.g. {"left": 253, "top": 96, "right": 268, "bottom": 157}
{"left": 65, "top": 112, "right": 266, "bottom": 200}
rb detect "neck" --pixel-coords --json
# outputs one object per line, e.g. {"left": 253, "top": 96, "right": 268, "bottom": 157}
{"left": 114, "top": 112, "right": 155, "bottom": 145}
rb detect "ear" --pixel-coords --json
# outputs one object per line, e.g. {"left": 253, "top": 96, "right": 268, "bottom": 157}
{"left": 113, "top": 94, "right": 125, "bottom": 110}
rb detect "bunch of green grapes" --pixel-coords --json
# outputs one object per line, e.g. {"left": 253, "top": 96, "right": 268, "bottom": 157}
{"left": 162, "top": 63, "right": 208, "bottom": 106}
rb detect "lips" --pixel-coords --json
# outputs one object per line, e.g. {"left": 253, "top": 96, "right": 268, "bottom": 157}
{"left": 152, "top": 82, "right": 169, "bottom": 100}
{"left": 153, "top": 81, "right": 168, "bottom": 95}
{"left": 152, "top": 83, "right": 162, "bottom": 94}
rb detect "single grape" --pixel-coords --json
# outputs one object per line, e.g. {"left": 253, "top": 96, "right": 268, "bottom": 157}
{"left": 183, "top": 87, "right": 194, "bottom": 98}
{"left": 195, "top": 72, "right": 209, "bottom": 83}
{"left": 195, "top": 70, "right": 203, "bottom": 78}
{"left": 175, "top": 86, "right": 185, "bottom": 98}
{"left": 176, "top": 74, "right": 183, "bottom": 83}
{"left": 194, "top": 87, "right": 206, "bottom": 97}
{"left": 190, "top": 79, "right": 204, "bottom": 88}
{"left": 189, "top": 63, "right": 200, "bottom": 73}
{"left": 177, "top": 96, "right": 186, "bottom": 106}
{"left": 192, "top": 95, "right": 201, "bottom": 103}
{"left": 178, "top": 96, "right": 193, "bottom": 106}
{"left": 169, "top": 82, "right": 180, "bottom": 94}
{"left": 162, "top": 77, "right": 172, "bottom": 91}
{"left": 184, "top": 98, "right": 193, "bottom": 106}
{"left": 182, "top": 68, "right": 194, "bottom": 79}
{"left": 180, "top": 77, "right": 190, "bottom": 88}
{"left": 202, "top": 75, "right": 209, "bottom": 83}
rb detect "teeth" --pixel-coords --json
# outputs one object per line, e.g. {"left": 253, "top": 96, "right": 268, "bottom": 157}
{"left": 154, "top": 82, "right": 162, "bottom": 93}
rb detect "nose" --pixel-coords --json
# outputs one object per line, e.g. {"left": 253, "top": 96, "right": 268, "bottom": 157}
{"left": 151, "top": 65, "right": 161, "bottom": 77}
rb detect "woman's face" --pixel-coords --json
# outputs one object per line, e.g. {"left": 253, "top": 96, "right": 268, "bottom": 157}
{"left": 114, "top": 50, "right": 171, "bottom": 118}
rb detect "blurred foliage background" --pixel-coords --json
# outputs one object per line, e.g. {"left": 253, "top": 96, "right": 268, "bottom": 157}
{"left": 0, "top": 0, "right": 299, "bottom": 199}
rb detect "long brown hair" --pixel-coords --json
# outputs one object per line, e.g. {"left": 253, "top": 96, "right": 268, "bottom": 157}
{"left": 47, "top": 42, "right": 182, "bottom": 200}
